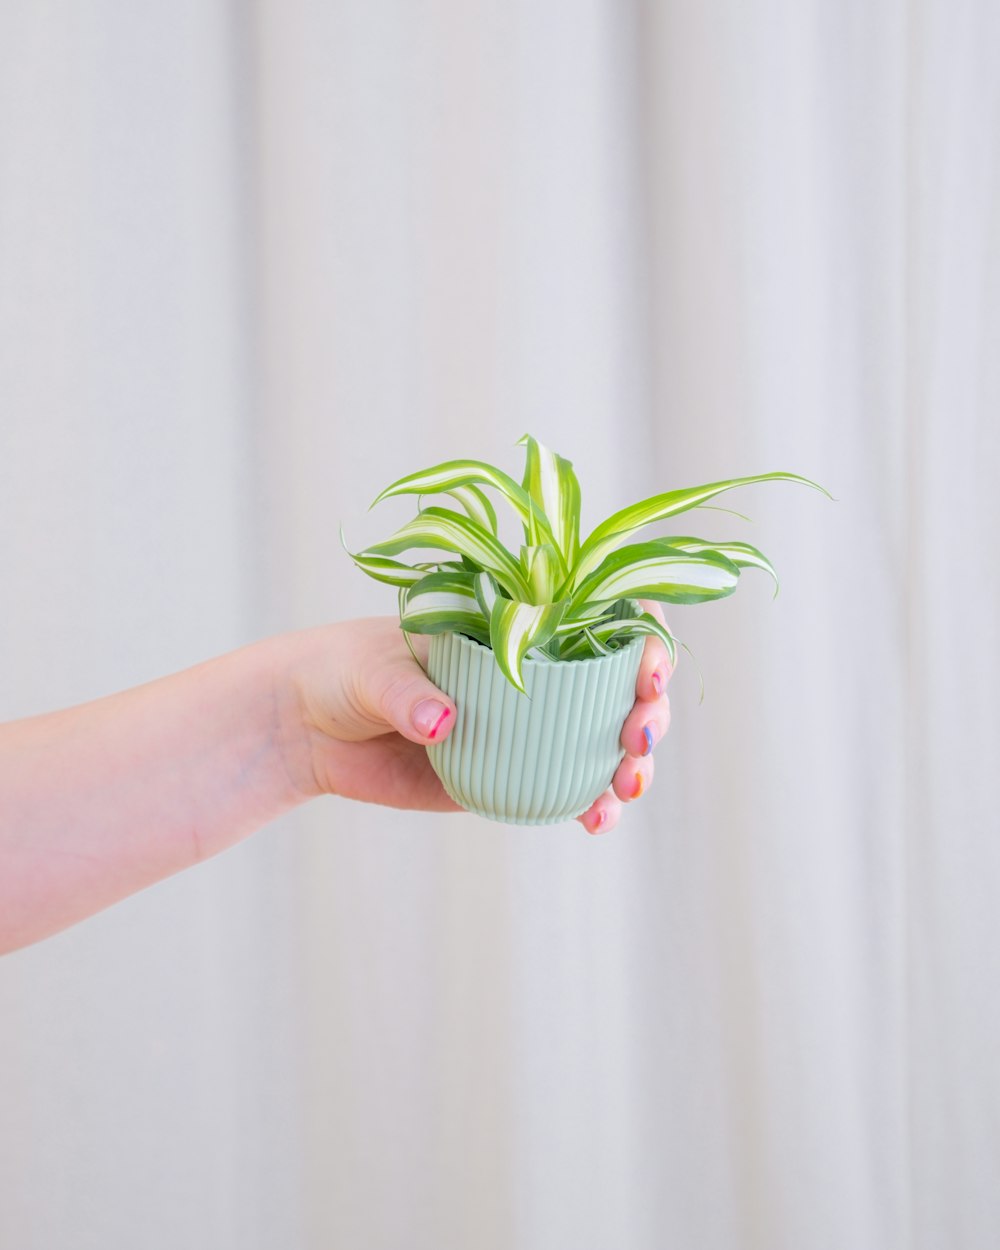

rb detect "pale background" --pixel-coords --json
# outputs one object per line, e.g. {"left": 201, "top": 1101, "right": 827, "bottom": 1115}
{"left": 1, "top": 3, "right": 998, "bottom": 1248}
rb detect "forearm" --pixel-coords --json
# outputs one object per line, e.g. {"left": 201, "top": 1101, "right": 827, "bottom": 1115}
{"left": 0, "top": 635, "right": 310, "bottom": 953}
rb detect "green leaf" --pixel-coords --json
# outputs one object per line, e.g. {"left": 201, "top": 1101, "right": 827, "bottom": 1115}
{"left": 569, "top": 540, "right": 741, "bottom": 611}
{"left": 370, "top": 457, "right": 564, "bottom": 571}
{"left": 521, "top": 543, "right": 562, "bottom": 604}
{"left": 517, "top": 434, "right": 582, "bottom": 567}
{"left": 473, "top": 569, "right": 499, "bottom": 620}
{"left": 340, "top": 525, "right": 432, "bottom": 587}
{"left": 581, "top": 626, "right": 611, "bottom": 656}
{"left": 553, "top": 606, "right": 610, "bottom": 636}
{"left": 693, "top": 503, "right": 754, "bottom": 523}
{"left": 488, "top": 597, "right": 567, "bottom": 694}
{"left": 400, "top": 570, "right": 491, "bottom": 645}
{"left": 444, "top": 483, "right": 498, "bottom": 535}
{"left": 362, "top": 506, "right": 532, "bottom": 600}
{"left": 664, "top": 536, "right": 779, "bottom": 597}
{"left": 574, "top": 472, "right": 830, "bottom": 585}
{"left": 587, "top": 610, "right": 679, "bottom": 669}
{"left": 557, "top": 624, "right": 617, "bottom": 661}
{"left": 398, "top": 586, "right": 430, "bottom": 671}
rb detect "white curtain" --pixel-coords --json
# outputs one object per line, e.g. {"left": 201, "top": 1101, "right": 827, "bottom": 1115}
{"left": 1, "top": 3, "right": 997, "bottom": 1247}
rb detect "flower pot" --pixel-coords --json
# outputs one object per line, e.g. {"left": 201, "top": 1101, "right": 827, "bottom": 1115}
{"left": 425, "top": 616, "right": 645, "bottom": 825}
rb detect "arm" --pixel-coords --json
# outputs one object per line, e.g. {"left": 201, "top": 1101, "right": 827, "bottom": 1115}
{"left": 0, "top": 612, "right": 673, "bottom": 954}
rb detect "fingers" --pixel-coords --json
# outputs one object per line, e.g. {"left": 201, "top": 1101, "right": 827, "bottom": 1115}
{"left": 577, "top": 749, "right": 658, "bottom": 836}
{"left": 620, "top": 692, "right": 671, "bottom": 760}
{"left": 634, "top": 598, "right": 674, "bottom": 702}
{"left": 576, "top": 599, "right": 674, "bottom": 837}
{"left": 375, "top": 668, "right": 456, "bottom": 745}
{"left": 350, "top": 622, "right": 458, "bottom": 746}
{"left": 577, "top": 789, "right": 623, "bottom": 835}
{"left": 612, "top": 748, "right": 655, "bottom": 803}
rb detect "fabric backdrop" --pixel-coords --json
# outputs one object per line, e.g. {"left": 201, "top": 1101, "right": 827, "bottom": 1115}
{"left": 1, "top": 3, "right": 997, "bottom": 1248}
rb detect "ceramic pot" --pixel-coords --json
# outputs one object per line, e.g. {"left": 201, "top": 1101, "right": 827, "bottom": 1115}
{"left": 425, "top": 613, "right": 644, "bottom": 825}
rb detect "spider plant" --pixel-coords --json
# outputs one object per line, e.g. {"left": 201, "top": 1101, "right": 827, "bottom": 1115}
{"left": 344, "top": 435, "right": 829, "bottom": 695}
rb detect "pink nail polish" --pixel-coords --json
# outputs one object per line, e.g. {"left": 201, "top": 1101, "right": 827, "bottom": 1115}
{"left": 427, "top": 707, "right": 450, "bottom": 739}
{"left": 413, "top": 700, "right": 451, "bottom": 739}
{"left": 651, "top": 669, "right": 664, "bottom": 695}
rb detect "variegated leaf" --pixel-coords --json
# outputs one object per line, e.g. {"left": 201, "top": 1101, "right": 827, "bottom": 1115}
{"left": 586, "top": 610, "right": 679, "bottom": 669}
{"left": 570, "top": 540, "right": 740, "bottom": 611}
{"left": 517, "top": 434, "right": 582, "bottom": 566}
{"left": 521, "top": 543, "right": 562, "bottom": 604}
{"left": 553, "top": 605, "right": 610, "bottom": 636}
{"left": 400, "top": 570, "right": 491, "bottom": 645}
{"left": 473, "top": 569, "right": 498, "bottom": 619}
{"left": 488, "top": 597, "right": 567, "bottom": 695}
{"left": 574, "top": 471, "right": 829, "bottom": 585}
{"left": 362, "top": 506, "right": 532, "bottom": 600}
{"left": 557, "top": 624, "right": 616, "bottom": 661}
{"left": 339, "top": 525, "right": 431, "bottom": 587}
{"left": 663, "top": 536, "right": 779, "bottom": 596}
{"left": 444, "top": 483, "right": 498, "bottom": 535}
{"left": 370, "top": 457, "right": 563, "bottom": 566}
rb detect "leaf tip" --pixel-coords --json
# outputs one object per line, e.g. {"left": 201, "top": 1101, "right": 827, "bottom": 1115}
{"left": 369, "top": 483, "right": 396, "bottom": 510}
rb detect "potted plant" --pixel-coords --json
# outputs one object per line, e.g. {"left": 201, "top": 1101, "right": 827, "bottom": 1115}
{"left": 344, "top": 434, "right": 827, "bottom": 825}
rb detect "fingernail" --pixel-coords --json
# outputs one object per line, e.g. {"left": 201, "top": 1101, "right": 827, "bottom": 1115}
{"left": 413, "top": 700, "right": 451, "bottom": 739}
{"left": 651, "top": 669, "right": 664, "bottom": 695}
{"left": 642, "top": 723, "right": 656, "bottom": 756}
{"left": 589, "top": 809, "right": 606, "bottom": 834}
{"left": 632, "top": 772, "right": 645, "bottom": 799}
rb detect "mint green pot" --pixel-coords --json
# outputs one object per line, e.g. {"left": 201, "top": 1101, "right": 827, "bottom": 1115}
{"left": 425, "top": 621, "right": 645, "bottom": 826}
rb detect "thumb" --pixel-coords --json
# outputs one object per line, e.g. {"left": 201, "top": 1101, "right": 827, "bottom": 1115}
{"left": 369, "top": 660, "right": 457, "bottom": 746}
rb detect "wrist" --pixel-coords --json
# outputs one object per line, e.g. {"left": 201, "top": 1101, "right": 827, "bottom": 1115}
{"left": 253, "top": 630, "right": 333, "bottom": 805}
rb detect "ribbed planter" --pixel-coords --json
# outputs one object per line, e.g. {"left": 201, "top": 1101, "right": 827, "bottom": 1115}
{"left": 425, "top": 619, "right": 645, "bottom": 825}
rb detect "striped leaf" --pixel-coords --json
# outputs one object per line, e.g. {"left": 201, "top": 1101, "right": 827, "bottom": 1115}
{"left": 444, "top": 483, "right": 498, "bottom": 535}
{"left": 488, "top": 596, "right": 568, "bottom": 695}
{"left": 553, "top": 605, "right": 610, "bottom": 636}
{"left": 400, "top": 570, "right": 491, "bottom": 645}
{"left": 574, "top": 472, "right": 829, "bottom": 585}
{"left": 587, "top": 610, "right": 679, "bottom": 669}
{"left": 664, "top": 536, "right": 779, "bottom": 596}
{"left": 521, "top": 543, "right": 562, "bottom": 604}
{"left": 570, "top": 540, "right": 740, "bottom": 612}
{"left": 362, "top": 506, "right": 532, "bottom": 600}
{"left": 340, "top": 525, "right": 433, "bottom": 587}
{"left": 558, "top": 625, "right": 612, "bottom": 661}
{"left": 343, "top": 551, "right": 429, "bottom": 589}
{"left": 370, "top": 457, "right": 563, "bottom": 568}
{"left": 517, "top": 434, "right": 582, "bottom": 566}
{"left": 473, "top": 569, "right": 498, "bottom": 620}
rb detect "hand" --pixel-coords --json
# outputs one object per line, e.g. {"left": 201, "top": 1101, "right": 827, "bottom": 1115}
{"left": 575, "top": 599, "right": 674, "bottom": 835}
{"left": 282, "top": 604, "right": 674, "bottom": 831}
{"left": 281, "top": 617, "right": 465, "bottom": 813}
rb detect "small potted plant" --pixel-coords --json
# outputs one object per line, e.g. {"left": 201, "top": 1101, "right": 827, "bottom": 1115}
{"left": 344, "top": 434, "right": 826, "bottom": 825}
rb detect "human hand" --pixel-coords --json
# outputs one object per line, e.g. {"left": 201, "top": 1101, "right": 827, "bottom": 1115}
{"left": 281, "top": 603, "right": 673, "bottom": 831}
{"left": 280, "top": 617, "right": 464, "bottom": 813}
{"left": 575, "top": 599, "right": 674, "bottom": 835}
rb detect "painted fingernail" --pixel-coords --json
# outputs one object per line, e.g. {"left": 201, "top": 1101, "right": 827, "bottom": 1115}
{"left": 651, "top": 669, "right": 664, "bottom": 695}
{"left": 632, "top": 772, "right": 645, "bottom": 799}
{"left": 413, "top": 700, "right": 451, "bottom": 739}
{"left": 642, "top": 723, "right": 656, "bottom": 756}
{"left": 589, "top": 809, "right": 606, "bottom": 834}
